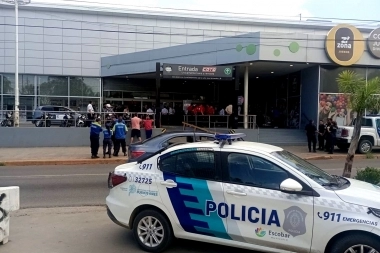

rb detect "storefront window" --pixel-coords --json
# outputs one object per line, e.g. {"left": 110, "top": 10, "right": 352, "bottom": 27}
{"left": 319, "top": 66, "right": 366, "bottom": 93}
{"left": 367, "top": 68, "right": 380, "bottom": 87}
{"left": 3, "top": 74, "right": 15, "bottom": 94}
{"left": 38, "top": 76, "right": 68, "bottom": 96}
{"left": 70, "top": 77, "right": 100, "bottom": 97}
{"left": 3, "top": 95, "right": 36, "bottom": 120}
{"left": 38, "top": 96, "right": 68, "bottom": 107}
{"left": 69, "top": 98, "right": 100, "bottom": 112}
{"left": 20, "top": 75, "right": 35, "bottom": 95}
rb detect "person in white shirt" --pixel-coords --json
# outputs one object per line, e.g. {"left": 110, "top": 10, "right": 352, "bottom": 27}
{"left": 161, "top": 107, "right": 168, "bottom": 115}
{"left": 87, "top": 101, "right": 94, "bottom": 127}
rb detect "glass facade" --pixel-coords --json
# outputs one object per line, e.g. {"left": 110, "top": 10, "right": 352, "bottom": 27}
{"left": 0, "top": 74, "right": 101, "bottom": 121}
{"left": 318, "top": 66, "right": 380, "bottom": 125}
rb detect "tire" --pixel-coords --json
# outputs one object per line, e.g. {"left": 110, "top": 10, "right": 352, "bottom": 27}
{"left": 358, "top": 139, "right": 373, "bottom": 154}
{"left": 330, "top": 233, "right": 380, "bottom": 253}
{"left": 132, "top": 210, "right": 173, "bottom": 253}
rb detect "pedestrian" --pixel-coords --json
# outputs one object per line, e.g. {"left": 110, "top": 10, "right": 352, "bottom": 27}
{"left": 87, "top": 100, "right": 94, "bottom": 127}
{"left": 143, "top": 115, "right": 154, "bottom": 139}
{"left": 305, "top": 120, "right": 317, "bottom": 153}
{"left": 318, "top": 120, "right": 326, "bottom": 150}
{"left": 90, "top": 117, "right": 102, "bottom": 159}
{"left": 103, "top": 123, "right": 113, "bottom": 158}
{"left": 327, "top": 121, "right": 338, "bottom": 154}
{"left": 131, "top": 114, "right": 142, "bottom": 143}
{"left": 112, "top": 116, "right": 128, "bottom": 157}
{"left": 325, "top": 118, "right": 332, "bottom": 152}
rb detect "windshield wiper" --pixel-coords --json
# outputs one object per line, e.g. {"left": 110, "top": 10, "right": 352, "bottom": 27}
{"left": 305, "top": 173, "right": 340, "bottom": 187}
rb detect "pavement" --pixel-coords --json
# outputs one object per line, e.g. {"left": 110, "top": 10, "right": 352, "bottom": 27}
{"left": 0, "top": 145, "right": 379, "bottom": 166}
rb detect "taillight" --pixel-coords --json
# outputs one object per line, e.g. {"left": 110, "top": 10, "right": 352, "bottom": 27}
{"left": 130, "top": 150, "right": 145, "bottom": 159}
{"left": 108, "top": 172, "right": 127, "bottom": 189}
{"left": 341, "top": 129, "right": 349, "bottom": 137}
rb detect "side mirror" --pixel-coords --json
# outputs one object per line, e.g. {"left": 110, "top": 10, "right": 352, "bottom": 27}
{"left": 280, "top": 178, "right": 303, "bottom": 193}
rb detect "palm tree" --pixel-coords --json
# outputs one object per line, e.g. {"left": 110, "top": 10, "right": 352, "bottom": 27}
{"left": 337, "top": 70, "right": 380, "bottom": 178}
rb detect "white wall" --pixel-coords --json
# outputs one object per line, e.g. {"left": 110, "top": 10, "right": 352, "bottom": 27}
{"left": 0, "top": 6, "right": 342, "bottom": 77}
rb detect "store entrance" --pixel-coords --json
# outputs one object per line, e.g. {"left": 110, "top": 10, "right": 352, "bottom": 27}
{"left": 249, "top": 71, "right": 301, "bottom": 129}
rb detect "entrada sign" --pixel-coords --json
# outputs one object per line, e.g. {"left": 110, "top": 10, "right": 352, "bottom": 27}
{"left": 368, "top": 27, "right": 380, "bottom": 59}
{"left": 162, "top": 64, "right": 233, "bottom": 80}
{"left": 325, "top": 24, "right": 365, "bottom": 66}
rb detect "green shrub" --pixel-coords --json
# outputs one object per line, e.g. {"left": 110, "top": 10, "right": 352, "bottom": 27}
{"left": 354, "top": 167, "right": 380, "bottom": 185}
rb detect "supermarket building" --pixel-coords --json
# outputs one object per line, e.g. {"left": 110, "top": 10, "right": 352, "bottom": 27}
{"left": 1, "top": 2, "right": 380, "bottom": 129}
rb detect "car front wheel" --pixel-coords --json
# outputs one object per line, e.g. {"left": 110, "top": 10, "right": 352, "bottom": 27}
{"left": 358, "top": 139, "right": 373, "bottom": 154}
{"left": 132, "top": 210, "right": 173, "bottom": 253}
{"left": 330, "top": 234, "right": 380, "bottom": 253}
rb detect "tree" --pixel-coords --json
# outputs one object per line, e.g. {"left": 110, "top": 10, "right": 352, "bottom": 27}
{"left": 337, "top": 70, "right": 380, "bottom": 178}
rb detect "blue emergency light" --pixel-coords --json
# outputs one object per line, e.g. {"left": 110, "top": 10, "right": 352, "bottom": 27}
{"left": 214, "top": 133, "right": 246, "bottom": 141}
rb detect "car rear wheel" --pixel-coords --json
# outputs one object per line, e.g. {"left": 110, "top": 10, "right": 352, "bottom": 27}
{"left": 358, "top": 139, "right": 373, "bottom": 154}
{"left": 330, "top": 234, "right": 380, "bottom": 253}
{"left": 132, "top": 210, "right": 173, "bottom": 253}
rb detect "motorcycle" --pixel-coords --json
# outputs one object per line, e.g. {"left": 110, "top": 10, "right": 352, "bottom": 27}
{"left": 60, "top": 113, "right": 74, "bottom": 127}
{"left": 1, "top": 111, "right": 14, "bottom": 127}
{"left": 35, "top": 112, "right": 52, "bottom": 127}
{"left": 76, "top": 114, "right": 87, "bottom": 127}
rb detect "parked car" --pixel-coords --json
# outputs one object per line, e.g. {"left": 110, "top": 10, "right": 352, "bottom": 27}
{"left": 128, "top": 131, "right": 216, "bottom": 163}
{"left": 106, "top": 133, "right": 380, "bottom": 253}
{"left": 336, "top": 115, "right": 380, "bottom": 154}
{"left": 32, "top": 106, "right": 81, "bottom": 127}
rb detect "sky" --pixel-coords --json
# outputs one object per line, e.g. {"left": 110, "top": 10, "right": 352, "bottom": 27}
{"left": 20, "top": 0, "right": 380, "bottom": 24}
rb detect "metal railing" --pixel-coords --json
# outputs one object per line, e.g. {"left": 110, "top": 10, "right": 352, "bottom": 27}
{"left": 0, "top": 109, "right": 157, "bottom": 128}
{"left": 182, "top": 114, "right": 257, "bottom": 129}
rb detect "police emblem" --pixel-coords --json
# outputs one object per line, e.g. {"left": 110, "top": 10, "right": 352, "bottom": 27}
{"left": 283, "top": 206, "right": 307, "bottom": 237}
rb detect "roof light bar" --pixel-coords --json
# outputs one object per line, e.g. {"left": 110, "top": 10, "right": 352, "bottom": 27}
{"left": 214, "top": 133, "right": 246, "bottom": 141}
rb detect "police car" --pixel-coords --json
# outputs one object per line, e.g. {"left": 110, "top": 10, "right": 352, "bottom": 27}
{"left": 106, "top": 133, "right": 380, "bottom": 253}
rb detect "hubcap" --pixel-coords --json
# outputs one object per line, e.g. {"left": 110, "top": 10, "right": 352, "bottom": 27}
{"left": 345, "top": 244, "right": 379, "bottom": 253}
{"left": 361, "top": 143, "right": 371, "bottom": 153}
{"left": 137, "top": 216, "right": 164, "bottom": 248}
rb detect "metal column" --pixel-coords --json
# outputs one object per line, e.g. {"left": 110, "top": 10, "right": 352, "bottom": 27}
{"left": 244, "top": 66, "right": 248, "bottom": 129}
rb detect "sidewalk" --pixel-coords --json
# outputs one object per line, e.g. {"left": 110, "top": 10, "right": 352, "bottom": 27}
{"left": 0, "top": 145, "right": 377, "bottom": 166}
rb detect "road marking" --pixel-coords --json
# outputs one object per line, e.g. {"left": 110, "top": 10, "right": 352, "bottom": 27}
{"left": 0, "top": 173, "right": 108, "bottom": 179}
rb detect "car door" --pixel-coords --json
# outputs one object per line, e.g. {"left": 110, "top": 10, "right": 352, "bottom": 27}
{"left": 156, "top": 148, "right": 230, "bottom": 240}
{"left": 220, "top": 149, "right": 314, "bottom": 253}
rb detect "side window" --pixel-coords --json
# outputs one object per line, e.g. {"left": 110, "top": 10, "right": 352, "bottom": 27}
{"left": 159, "top": 151, "right": 217, "bottom": 180}
{"left": 162, "top": 136, "right": 193, "bottom": 147}
{"left": 227, "top": 153, "right": 288, "bottom": 190}
{"left": 362, "top": 118, "right": 373, "bottom": 127}
{"left": 376, "top": 119, "right": 380, "bottom": 137}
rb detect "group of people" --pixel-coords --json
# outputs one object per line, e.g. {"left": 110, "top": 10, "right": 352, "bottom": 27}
{"left": 89, "top": 114, "right": 154, "bottom": 159}
{"left": 305, "top": 118, "right": 338, "bottom": 154}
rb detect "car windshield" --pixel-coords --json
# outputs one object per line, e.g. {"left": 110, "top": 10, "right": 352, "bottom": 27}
{"left": 271, "top": 150, "right": 336, "bottom": 186}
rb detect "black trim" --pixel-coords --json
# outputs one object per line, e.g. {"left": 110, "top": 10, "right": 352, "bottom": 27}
{"left": 107, "top": 206, "right": 129, "bottom": 229}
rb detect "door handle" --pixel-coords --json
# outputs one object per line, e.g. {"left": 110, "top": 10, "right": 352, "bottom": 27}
{"left": 160, "top": 180, "right": 177, "bottom": 188}
{"left": 226, "top": 190, "right": 247, "bottom": 196}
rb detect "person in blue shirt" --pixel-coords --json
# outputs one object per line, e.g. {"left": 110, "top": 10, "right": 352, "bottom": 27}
{"left": 103, "top": 123, "right": 113, "bottom": 158}
{"left": 112, "top": 116, "right": 128, "bottom": 157}
{"left": 90, "top": 117, "right": 102, "bottom": 158}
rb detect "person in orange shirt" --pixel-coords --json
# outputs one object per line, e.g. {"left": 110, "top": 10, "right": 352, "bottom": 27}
{"left": 143, "top": 115, "right": 154, "bottom": 139}
{"left": 130, "top": 114, "right": 142, "bottom": 143}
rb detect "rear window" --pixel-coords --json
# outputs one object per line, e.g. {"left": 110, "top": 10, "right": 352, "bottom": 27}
{"left": 352, "top": 118, "right": 373, "bottom": 127}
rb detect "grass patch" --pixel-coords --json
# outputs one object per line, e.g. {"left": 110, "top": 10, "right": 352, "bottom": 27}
{"left": 0, "top": 162, "right": 5, "bottom": 166}
{"left": 366, "top": 152, "right": 375, "bottom": 159}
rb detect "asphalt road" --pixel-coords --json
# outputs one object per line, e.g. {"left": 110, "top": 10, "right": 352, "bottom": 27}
{"left": 0, "top": 159, "right": 379, "bottom": 209}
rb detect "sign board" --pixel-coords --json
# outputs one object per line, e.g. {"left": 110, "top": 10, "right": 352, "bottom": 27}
{"left": 162, "top": 64, "right": 233, "bottom": 80}
{"left": 325, "top": 24, "right": 364, "bottom": 66}
{"left": 368, "top": 27, "right": 380, "bottom": 59}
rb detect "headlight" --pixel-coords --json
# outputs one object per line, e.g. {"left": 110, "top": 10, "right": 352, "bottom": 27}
{"left": 368, "top": 207, "right": 380, "bottom": 218}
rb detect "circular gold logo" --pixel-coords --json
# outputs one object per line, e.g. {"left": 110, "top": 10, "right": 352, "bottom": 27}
{"left": 326, "top": 24, "right": 364, "bottom": 66}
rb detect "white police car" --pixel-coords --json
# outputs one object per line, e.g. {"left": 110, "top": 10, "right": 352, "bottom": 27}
{"left": 106, "top": 133, "right": 380, "bottom": 253}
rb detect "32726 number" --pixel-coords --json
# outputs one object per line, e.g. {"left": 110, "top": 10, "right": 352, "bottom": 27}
{"left": 139, "top": 164, "right": 153, "bottom": 170}
{"left": 317, "top": 211, "right": 341, "bottom": 222}
{"left": 135, "top": 177, "right": 152, "bottom": 184}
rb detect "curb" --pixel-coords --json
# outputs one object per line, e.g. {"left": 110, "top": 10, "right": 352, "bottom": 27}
{"left": 0, "top": 158, "right": 127, "bottom": 166}
{"left": 303, "top": 154, "right": 376, "bottom": 161}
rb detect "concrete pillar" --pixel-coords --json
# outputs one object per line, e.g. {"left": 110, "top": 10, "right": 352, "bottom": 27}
{"left": 0, "top": 186, "right": 20, "bottom": 245}
{"left": 244, "top": 66, "right": 249, "bottom": 129}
